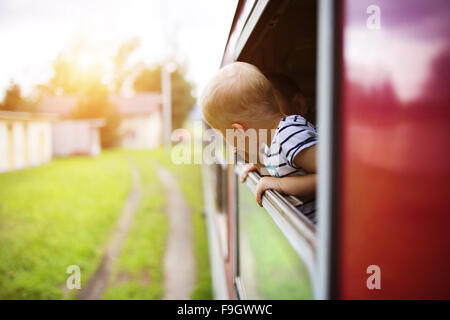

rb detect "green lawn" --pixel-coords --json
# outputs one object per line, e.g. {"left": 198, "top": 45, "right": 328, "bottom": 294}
{"left": 0, "top": 148, "right": 211, "bottom": 300}
{"left": 0, "top": 150, "right": 132, "bottom": 299}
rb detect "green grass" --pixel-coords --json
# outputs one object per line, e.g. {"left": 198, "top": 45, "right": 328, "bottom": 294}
{"left": 0, "top": 147, "right": 211, "bottom": 300}
{"left": 0, "top": 150, "right": 132, "bottom": 299}
{"left": 150, "top": 148, "right": 213, "bottom": 300}
{"left": 103, "top": 151, "right": 168, "bottom": 300}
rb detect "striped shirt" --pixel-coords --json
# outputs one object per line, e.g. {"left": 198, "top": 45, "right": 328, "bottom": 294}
{"left": 260, "top": 115, "right": 318, "bottom": 223}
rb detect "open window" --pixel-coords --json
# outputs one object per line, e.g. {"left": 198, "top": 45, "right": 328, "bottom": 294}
{"left": 236, "top": 0, "right": 317, "bottom": 124}
{"left": 226, "top": 0, "right": 320, "bottom": 299}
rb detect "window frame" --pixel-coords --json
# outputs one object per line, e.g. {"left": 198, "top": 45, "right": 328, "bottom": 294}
{"left": 225, "top": 0, "right": 340, "bottom": 300}
{"left": 213, "top": 154, "right": 230, "bottom": 261}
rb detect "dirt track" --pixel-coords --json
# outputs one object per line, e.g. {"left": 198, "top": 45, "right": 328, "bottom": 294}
{"left": 154, "top": 162, "right": 196, "bottom": 300}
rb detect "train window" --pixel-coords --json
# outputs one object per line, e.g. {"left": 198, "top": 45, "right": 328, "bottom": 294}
{"left": 237, "top": 0, "right": 317, "bottom": 124}
{"left": 229, "top": 0, "right": 319, "bottom": 299}
{"left": 234, "top": 163, "right": 315, "bottom": 299}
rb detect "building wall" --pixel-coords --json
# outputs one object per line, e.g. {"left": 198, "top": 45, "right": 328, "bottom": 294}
{"left": 52, "top": 121, "right": 101, "bottom": 157}
{"left": 90, "top": 129, "right": 101, "bottom": 156}
{"left": 119, "top": 113, "right": 162, "bottom": 149}
{"left": 12, "top": 122, "right": 25, "bottom": 169}
{"left": 0, "top": 122, "right": 8, "bottom": 172}
{"left": 0, "top": 120, "right": 52, "bottom": 173}
{"left": 31, "top": 122, "right": 52, "bottom": 164}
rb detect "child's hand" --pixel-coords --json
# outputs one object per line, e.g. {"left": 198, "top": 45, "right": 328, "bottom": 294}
{"left": 239, "top": 163, "right": 257, "bottom": 183}
{"left": 255, "top": 177, "right": 281, "bottom": 207}
{"left": 255, "top": 174, "right": 317, "bottom": 207}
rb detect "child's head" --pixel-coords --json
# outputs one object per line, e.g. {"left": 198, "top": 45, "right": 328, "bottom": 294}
{"left": 266, "top": 73, "right": 308, "bottom": 119}
{"left": 200, "top": 62, "right": 280, "bottom": 134}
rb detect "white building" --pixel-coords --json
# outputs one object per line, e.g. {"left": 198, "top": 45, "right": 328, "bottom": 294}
{"left": 40, "top": 93, "right": 162, "bottom": 151}
{"left": 0, "top": 111, "right": 54, "bottom": 173}
{"left": 52, "top": 119, "right": 104, "bottom": 157}
{"left": 111, "top": 94, "right": 162, "bottom": 149}
{"left": 40, "top": 95, "right": 105, "bottom": 157}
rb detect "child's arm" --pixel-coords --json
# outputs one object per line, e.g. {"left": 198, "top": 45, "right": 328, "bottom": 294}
{"left": 255, "top": 174, "right": 317, "bottom": 207}
{"left": 293, "top": 145, "right": 317, "bottom": 173}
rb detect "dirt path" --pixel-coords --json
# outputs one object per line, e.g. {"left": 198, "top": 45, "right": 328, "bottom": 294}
{"left": 153, "top": 162, "right": 196, "bottom": 300}
{"left": 77, "top": 163, "right": 141, "bottom": 300}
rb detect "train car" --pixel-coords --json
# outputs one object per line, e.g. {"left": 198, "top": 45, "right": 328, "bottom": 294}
{"left": 203, "top": 0, "right": 450, "bottom": 299}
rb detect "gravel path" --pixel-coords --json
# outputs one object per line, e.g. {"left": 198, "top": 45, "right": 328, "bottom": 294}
{"left": 153, "top": 162, "right": 196, "bottom": 300}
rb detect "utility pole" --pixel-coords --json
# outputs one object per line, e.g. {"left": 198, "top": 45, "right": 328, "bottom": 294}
{"left": 161, "top": 0, "right": 175, "bottom": 154}
{"left": 162, "top": 62, "right": 172, "bottom": 153}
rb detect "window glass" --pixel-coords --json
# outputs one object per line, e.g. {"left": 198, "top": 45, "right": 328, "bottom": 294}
{"left": 238, "top": 182, "right": 313, "bottom": 299}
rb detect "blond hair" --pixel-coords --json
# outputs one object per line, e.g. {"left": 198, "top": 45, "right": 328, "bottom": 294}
{"left": 200, "top": 62, "right": 279, "bottom": 132}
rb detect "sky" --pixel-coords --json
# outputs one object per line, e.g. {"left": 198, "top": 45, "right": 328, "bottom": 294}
{"left": 0, "top": 0, "right": 238, "bottom": 99}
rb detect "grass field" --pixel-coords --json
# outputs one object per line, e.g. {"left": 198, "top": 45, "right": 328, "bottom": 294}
{"left": 0, "top": 150, "right": 132, "bottom": 299}
{"left": 0, "top": 148, "right": 211, "bottom": 299}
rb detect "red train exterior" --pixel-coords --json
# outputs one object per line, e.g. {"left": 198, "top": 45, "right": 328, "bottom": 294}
{"left": 337, "top": 0, "right": 450, "bottom": 299}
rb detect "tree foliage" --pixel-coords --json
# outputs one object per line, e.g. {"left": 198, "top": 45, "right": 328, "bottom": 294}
{"left": 0, "top": 83, "right": 35, "bottom": 112}
{"left": 71, "top": 82, "right": 121, "bottom": 148}
{"left": 43, "top": 42, "right": 105, "bottom": 95}
{"left": 133, "top": 63, "right": 195, "bottom": 129}
{"left": 112, "top": 37, "right": 141, "bottom": 93}
{"left": 40, "top": 40, "right": 126, "bottom": 148}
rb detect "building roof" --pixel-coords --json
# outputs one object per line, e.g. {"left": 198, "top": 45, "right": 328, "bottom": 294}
{"left": 0, "top": 110, "right": 58, "bottom": 121}
{"left": 110, "top": 93, "right": 161, "bottom": 116}
{"left": 39, "top": 95, "right": 78, "bottom": 116}
{"left": 40, "top": 93, "right": 161, "bottom": 117}
{"left": 54, "top": 119, "right": 106, "bottom": 128}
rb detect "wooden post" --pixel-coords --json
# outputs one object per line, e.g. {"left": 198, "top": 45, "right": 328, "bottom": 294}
{"left": 161, "top": 62, "right": 172, "bottom": 153}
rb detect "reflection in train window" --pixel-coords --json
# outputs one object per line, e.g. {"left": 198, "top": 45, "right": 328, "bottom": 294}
{"left": 236, "top": 180, "right": 313, "bottom": 299}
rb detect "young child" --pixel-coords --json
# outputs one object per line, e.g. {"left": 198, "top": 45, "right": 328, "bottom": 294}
{"left": 200, "top": 62, "right": 318, "bottom": 222}
{"left": 266, "top": 73, "right": 310, "bottom": 121}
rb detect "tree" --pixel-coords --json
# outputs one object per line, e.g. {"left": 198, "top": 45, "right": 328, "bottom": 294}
{"left": 43, "top": 41, "right": 105, "bottom": 95}
{"left": 72, "top": 81, "right": 121, "bottom": 148}
{"left": 133, "top": 63, "right": 196, "bottom": 129}
{"left": 39, "top": 40, "right": 125, "bottom": 148}
{"left": 0, "top": 83, "right": 35, "bottom": 112}
{"left": 112, "top": 37, "right": 141, "bottom": 93}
